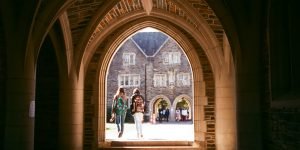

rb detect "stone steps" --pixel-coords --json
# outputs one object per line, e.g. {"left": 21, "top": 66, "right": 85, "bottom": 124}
{"left": 101, "top": 146, "right": 201, "bottom": 149}
{"left": 100, "top": 141, "right": 203, "bottom": 149}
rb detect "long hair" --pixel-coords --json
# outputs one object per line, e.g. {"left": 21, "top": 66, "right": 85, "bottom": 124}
{"left": 114, "top": 87, "right": 125, "bottom": 99}
{"left": 132, "top": 88, "right": 140, "bottom": 95}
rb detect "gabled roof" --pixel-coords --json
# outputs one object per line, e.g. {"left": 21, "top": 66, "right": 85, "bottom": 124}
{"left": 131, "top": 32, "right": 168, "bottom": 56}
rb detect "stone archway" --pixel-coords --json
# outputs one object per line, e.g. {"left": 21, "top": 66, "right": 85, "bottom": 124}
{"left": 82, "top": 9, "right": 235, "bottom": 150}
{"left": 8, "top": 0, "right": 239, "bottom": 149}
{"left": 87, "top": 19, "right": 214, "bottom": 148}
{"left": 149, "top": 95, "right": 171, "bottom": 123}
{"left": 173, "top": 94, "right": 193, "bottom": 121}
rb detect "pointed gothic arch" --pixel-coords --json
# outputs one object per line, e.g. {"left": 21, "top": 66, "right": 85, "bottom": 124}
{"left": 173, "top": 94, "right": 193, "bottom": 121}
{"left": 149, "top": 94, "right": 172, "bottom": 120}
{"left": 82, "top": 6, "right": 236, "bottom": 150}
{"left": 83, "top": 18, "right": 215, "bottom": 148}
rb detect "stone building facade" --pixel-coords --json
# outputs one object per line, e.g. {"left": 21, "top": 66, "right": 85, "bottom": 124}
{"left": 107, "top": 31, "right": 193, "bottom": 122}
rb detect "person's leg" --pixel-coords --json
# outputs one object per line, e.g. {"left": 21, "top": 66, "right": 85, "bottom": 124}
{"left": 118, "top": 112, "right": 126, "bottom": 137}
{"left": 116, "top": 115, "right": 121, "bottom": 133}
{"left": 134, "top": 113, "right": 143, "bottom": 138}
{"left": 134, "top": 114, "right": 139, "bottom": 138}
{"left": 137, "top": 113, "right": 143, "bottom": 137}
{"left": 159, "top": 114, "right": 162, "bottom": 122}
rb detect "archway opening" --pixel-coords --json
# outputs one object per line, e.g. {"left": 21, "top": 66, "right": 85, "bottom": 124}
{"left": 176, "top": 98, "right": 190, "bottom": 121}
{"left": 89, "top": 19, "right": 218, "bottom": 149}
{"left": 105, "top": 27, "right": 194, "bottom": 141}
{"left": 35, "top": 36, "right": 59, "bottom": 149}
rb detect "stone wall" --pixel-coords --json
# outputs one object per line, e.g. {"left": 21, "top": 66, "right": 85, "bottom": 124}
{"left": 265, "top": 1, "right": 300, "bottom": 149}
{"left": 0, "top": 20, "right": 6, "bottom": 149}
{"left": 267, "top": 104, "right": 300, "bottom": 150}
{"left": 107, "top": 35, "right": 193, "bottom": 122}
{"left": 150, "top": 37, "right": 192, "bottom": 104}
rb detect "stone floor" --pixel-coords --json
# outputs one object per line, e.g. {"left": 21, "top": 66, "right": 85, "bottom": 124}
{"left": 105, "top": 121, "right": 194, "bottom": 141}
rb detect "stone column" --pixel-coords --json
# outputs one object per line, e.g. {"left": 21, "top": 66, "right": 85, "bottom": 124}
{"left": 58, "top": 72, "right": 84, "bottom": 150}
{"left": 215, "top": 73, "right": 237, "bottom": 150}
{"left": 145, "top": 61, "right": 153, "bottom": 122}
{"left": 214, "top": 34, "right": 237, "bottom": 150}
{"left": 4, "top": 65, "right": 35, "bottom": 150}
{"left": 194, "top": 80, "right": 207, "bottom": 143}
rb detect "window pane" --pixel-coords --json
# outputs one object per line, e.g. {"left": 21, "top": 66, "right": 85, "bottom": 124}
{"left": 125, "top": 76, "right": 129, "bottom": 85}
{"left": 123, "top": 53, "right": 135, "bottom": 66}
{"left": 118, "top": 74, "right": 140, "bottom": 87}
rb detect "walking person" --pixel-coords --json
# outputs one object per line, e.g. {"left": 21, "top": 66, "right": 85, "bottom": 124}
{"left": 162, "top": 109, "right": 166, "bottom": 121}
{"left": 182, "top": 108, "right": 188, "bottom": 121}
{"left": 130, "top": 88, "right": 145, "bottom": 139}
{"left": 158, "top": 107, "right": 163, "bottom": 123}
{"left": 111, "top": 87, "right": 129, "bottom": 138}
{"left": 165, "top": 108, "right": 170, "bottom": 122}
{"left": 175, "top": 107, "right": 181, "bottom": 121}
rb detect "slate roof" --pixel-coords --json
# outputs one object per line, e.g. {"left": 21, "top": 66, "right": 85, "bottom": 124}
{"left": 131, "top": 32, "right": 168, "bottom": 56}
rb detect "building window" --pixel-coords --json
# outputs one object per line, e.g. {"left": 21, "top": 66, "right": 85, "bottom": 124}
{"left": 168, "top": 71, "right": 175, "bottom": 86}
{"left": 154, "top": 74, "right": 167, "bottom": 87}
{"left": 118, "top": 74, "right": 140, "bottom": 87}
{"left": 123, "top": 53, "right": 135, "bottom": 66}
{"left": 163, "top": 52, "right": 181, "bottom": 65}
{"left": 177, "top": 73, "right": 190, "bottom": 86}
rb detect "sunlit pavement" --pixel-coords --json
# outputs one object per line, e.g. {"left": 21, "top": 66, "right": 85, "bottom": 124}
{"left": 105, "top": 121, "right": 194, "bottom": 141}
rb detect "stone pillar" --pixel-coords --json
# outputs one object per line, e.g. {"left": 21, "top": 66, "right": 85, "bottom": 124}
{"left": 170, "top": 106, "right": 175, "bottom": 122}
{"left": 58, "top": 72, "right": 84, "bottom": 150}
{"left": 194, "top": 80, "right": 206, "bottom": 142}
{"left": 215, "top": 73, "right": 237, "bottom": 150}
{"left": 2, "top": 1, "right": 37, "bottom": 149}
{"left": 214, "top": 34, "right": 237, "bottom": 150}
{"left": 4, "top": 72, "right": 35, "bottom": 150}
{"left": 144, "top": 61, "right": 153, "bottom": 122}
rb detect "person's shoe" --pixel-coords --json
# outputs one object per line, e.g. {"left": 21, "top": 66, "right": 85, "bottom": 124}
{"left": 118, "top": 132, "right": 123, "bottom": 138}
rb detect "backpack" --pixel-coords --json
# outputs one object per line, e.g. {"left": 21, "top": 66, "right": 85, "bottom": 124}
{"left": 130, "top": 102, "right": 135, "bottom": 115}
{"left": 130, "top": 94, "right": 138, "bottom": 115}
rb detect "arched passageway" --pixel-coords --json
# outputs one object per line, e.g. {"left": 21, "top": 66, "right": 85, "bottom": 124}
{"left": 35, "top": 36, "right": 60, "bottom": 149}
{"left": 173, "top": 95, "right": 193, "bottom": 121}
{"left": 86, "top": 22, "right": 215, "bottom": 148}
{"left": 0, "top": 0, "right": 238, "bottom": 149}
{"left": 150, "top": 95, "right": 172, "bottom": 123}
{"left": 82, "top": 11, "right": 235, "bottom": 149}
{"left": 21, "top": 0, "right": 237, "bottom": 149}
{"left": 5, "top": 0, "right": 295, "bottom": 150}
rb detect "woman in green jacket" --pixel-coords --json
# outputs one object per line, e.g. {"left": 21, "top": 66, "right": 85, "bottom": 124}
{"left": 111, "top": 87, "right": 129, "bottom": 138}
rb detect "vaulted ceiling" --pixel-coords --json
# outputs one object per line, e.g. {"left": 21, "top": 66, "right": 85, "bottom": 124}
{"left": 64, "top": 0, "right": 224, "bottom": 55}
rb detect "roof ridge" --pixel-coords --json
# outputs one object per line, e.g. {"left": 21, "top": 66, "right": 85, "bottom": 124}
{"left": 131, "top": 32, "right": 168, "bottom": 56}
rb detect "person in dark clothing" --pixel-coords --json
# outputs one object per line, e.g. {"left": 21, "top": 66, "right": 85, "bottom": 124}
{"left": 158, "top": 107, "right": 163, "bottom": 123}
{"left": 165, "top": 108, "right": 170, "bottom": 122}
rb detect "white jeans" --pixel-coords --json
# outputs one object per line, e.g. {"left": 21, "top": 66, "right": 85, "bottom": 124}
{"left": 133, "top": 112, "right": 143, "bottom": 136}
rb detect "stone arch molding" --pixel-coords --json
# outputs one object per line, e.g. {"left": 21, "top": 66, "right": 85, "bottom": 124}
{"left": 80, "top": 1, "right": 225, "bottom": 76}
{"left": 173, "top": 94, "right": 193, "bottom": 120}
{"left": 149, "top": 94, "right": 172, "bottom": 112}
{"left": 80, "top": 13, "right": 224, "bottom": 76}
{"left": 91, "top": 20, "right": 209, "bottom": 147}
{"left": 83, "top": 10, "right": 236, "bottom": 150}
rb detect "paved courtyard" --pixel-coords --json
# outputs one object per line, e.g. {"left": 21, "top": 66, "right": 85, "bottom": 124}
{"left": 105, "top": 121, "right": 194, "bottom": 141}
